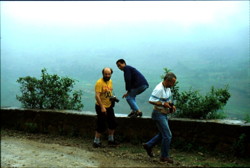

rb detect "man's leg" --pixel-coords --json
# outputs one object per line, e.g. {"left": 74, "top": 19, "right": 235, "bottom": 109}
{"left": 107, "top": 107, "right": 119, "bottom": 146}
{"left": 156, "top": 116, "right": 172, "bottom": 159}
{"left": 126, "top": 85, "right": 148, "bottom": 117}
{"left": 126, "top": 95, "right": 139, "bottom": 112}
{"left": 93, "top": 105, "right": 106, "bottom": 148}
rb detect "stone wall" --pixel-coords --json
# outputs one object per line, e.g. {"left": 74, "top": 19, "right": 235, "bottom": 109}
{"left": 1, "top": 108, "right": 249, "bottom": 156}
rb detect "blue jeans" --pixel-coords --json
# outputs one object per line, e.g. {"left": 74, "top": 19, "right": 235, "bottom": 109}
{"left": 145, "top": 110, "right": 172, "bottom": 158}
{"left": 126, "top": 85, "right": 148, "bottom": 112}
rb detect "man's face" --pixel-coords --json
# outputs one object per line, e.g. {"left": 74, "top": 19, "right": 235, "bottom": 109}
{"left": 116, "top": 62, "right": 126, "bottom": 71}
{"left": 103, "top": 69, "right": 112, "bottom": 81}
{"left": 166, "top": 78, "right": 176, "bottom": 88}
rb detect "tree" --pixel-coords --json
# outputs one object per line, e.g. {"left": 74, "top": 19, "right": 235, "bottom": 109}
{"left": 16, "top": 68, "right": 84, "bottom": 110}
{"left": 162, "top": 68, "right": 230, "bottom": 119}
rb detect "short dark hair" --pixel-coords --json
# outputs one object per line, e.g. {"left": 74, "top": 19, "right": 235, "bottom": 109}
{"left": 164, "top": 72, "right": 177, "bottom": 81}
{"left": 116, "top": 59, "right": 126, "bottom": 65}
{"left": 102, "top": 67, "right": 113, "bottom": 75}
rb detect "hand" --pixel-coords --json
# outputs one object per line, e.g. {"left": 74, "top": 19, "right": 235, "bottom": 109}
{"left": 171, "top": 106, "right": 176, "bottom": 113}
{"left": 162, "top": 102, "right": 172, "bottom": 108}
{"left": 122, "top": 93, "right": 128, "bottom": 98}
{"left": 101, "top": 106, "right": 107, "bottom": 114}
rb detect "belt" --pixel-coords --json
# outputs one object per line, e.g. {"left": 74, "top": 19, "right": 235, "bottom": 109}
{"left": 154, "top": 106, "right": 170, "bottom": 114}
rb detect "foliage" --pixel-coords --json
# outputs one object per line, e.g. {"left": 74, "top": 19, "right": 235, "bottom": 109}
{"left": 174, "top": 86, "right": 230, "bottom": 119}
{"left": 16, "top": 68, "right": 83, "bottom": 110}
{"left": 162, "top": 68, "right": 230, "bottom": 119}
{"left": 232, "top": 133, "right": 247, "bottom": 157}
{"left": 244, "top": 114, "right": 250, "bottom": 123}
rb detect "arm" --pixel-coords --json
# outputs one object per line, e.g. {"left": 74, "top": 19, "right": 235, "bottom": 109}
{"left": 149, "top": 101, "right": 176, "bottom": 113}
{"left": 149, "top": 101, "right": 171, "bottom": 108}
{"left": 95, "top": 91, "right": 106, "bottom": 113}
{"left": 122, "top": 67, "right": 131, "bottom": 98}
{"left": 124, "top": 67, "right": 132, "bottom": 92}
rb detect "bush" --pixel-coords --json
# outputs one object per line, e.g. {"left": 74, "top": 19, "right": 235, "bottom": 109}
{"left": 162, "top": 68, "right": 230, "bottom": 119}
{"left": 16, "top": 68, "right": 84, "bottom": 110}
{"left": 174, "top": 86, "right": 230, "bottom": 119}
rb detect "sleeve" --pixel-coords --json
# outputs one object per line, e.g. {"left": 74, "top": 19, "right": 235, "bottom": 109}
{"left": 149, "top": 87, "right": 163, "bottom": 102}
{"left": 95, "top": 81, "right": 102, "bottom": 93}
{"left": 124, "top": 67, "right": 132, "bottom": 91}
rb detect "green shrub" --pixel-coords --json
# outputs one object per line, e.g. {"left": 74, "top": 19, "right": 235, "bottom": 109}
{"left": 16, "top": 68, "right": 83, "bottom": 110}
{"left": 174, "top": 86, "right": 230, "bottom": 119}
{"left": 244, "top": 114, "right": 250, "bottom": 123}
{"left": 162, "top": 68, "right": 230, "bottom": 119}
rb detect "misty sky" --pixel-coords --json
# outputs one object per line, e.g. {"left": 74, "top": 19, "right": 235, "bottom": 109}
{"left": 1, "top": 1, "right": 249, "bottom": 119}
{"left": 1, "top": 1, "right": 247, "bottom": 27}
{"left": 1, "top": 1, "right": 248, "bottom": 74}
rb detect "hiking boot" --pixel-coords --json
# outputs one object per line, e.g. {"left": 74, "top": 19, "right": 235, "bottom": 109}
{"left": 130, "top": 111, "right": 143, "bottom": 118}
{"left": 128, "top": 111, "right": 136, "bottom": 117}
{"left": 136, "top": 111, "right": 143, "bottom": 118}
{"left": 93, "top": 142, "right": 104, "bottom": 148}
{"left": 142, "top": 143, "right": 154, "bottom": 157}
{"left": 108, "top": 140, "right": 119, "bottom": 147}
{"left": 160, "top": 157, "right": 174, "bottom": 164}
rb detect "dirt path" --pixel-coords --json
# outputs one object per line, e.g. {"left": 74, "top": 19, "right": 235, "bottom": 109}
{"left": 2, "top": 129, "right": 249, "bottom": 167}
{"left": 1, "top": 129, "right": 171, "bottom": 167}
{"left": 1, "top": 136, "right": 102, "bottom": 167}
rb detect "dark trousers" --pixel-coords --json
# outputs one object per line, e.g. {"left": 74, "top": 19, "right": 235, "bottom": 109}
{"left": 95, "top": 105, "right": 118, "bottom": 133}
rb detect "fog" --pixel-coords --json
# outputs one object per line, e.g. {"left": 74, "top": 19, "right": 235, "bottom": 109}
{"left": 1, "top": 1, "right": 249, "bottom": 120}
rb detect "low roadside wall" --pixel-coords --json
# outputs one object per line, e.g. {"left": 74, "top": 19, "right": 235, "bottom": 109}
{"left": 1, "top": 108, "right": 249, "bottom": 156}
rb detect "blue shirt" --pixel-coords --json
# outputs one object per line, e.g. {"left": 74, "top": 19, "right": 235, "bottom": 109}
{"left": 123, "top": 65, "right": 149, "bottom": 91}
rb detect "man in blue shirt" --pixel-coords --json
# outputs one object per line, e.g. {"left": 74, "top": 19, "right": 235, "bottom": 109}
{"left": 116, "top": 59, "right": 149, "bottom": 118}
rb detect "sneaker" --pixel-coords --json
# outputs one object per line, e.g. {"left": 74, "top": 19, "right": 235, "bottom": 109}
{"left": 128, "top": 111, "right": 136, "bottom": 117}
{"left": 142, "top": 143, "right": 154, "bottom": 157}
{"left": 108, "top": 140, "right": 119, "bottom": 147}
{"left": 160, "top": 157, "right": 174, "bottom": 164}
{"left": 93, "top": 142, "right": 104, "bottom": 148}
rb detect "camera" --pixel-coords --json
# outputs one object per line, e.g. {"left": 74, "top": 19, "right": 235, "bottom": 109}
{"left": 110, "top": 96, "right": 120, "bottom": 103}
{"left": 169, "top": 102, "right": 174, "bottom": 113}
